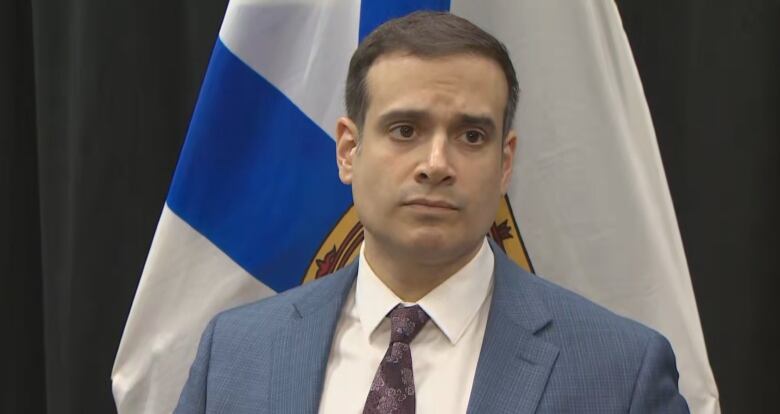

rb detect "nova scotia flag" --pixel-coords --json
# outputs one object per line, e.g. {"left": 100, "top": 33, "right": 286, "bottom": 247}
{"left": 112, "top": 1, "right": 719, "bottom": 412}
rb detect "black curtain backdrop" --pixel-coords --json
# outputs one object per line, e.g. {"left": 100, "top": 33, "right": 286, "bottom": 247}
{"left": 2, "top": 0, "right": 777, "bottom": 412}
{"left": 617, "top": 1, "right": 780, "bottom": 411}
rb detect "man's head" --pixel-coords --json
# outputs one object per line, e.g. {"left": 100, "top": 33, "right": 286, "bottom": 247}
{"left": 336, "top": 12, "right": 518, "bottom": 268}
{"left": 345, "top": 11, "right": 519, "bottom": 137}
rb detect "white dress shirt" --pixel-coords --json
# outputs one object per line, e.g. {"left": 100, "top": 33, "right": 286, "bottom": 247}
{"left": 318, "top": 238, "right": 495, "bottom": 414}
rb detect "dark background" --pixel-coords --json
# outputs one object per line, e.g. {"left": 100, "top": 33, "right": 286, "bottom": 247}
{"left": 2, "top": 0, "right": 777, "bottom": 412}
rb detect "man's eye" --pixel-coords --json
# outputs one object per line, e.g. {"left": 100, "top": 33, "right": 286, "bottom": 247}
{"left": 389, "top": 125, "right": 416, "bottom": 139}
{"left": 462, "top": 130, "right": 485, "bottom": 145}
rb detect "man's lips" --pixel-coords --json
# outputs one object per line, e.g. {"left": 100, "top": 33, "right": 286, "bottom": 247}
{"left": 403, "top": 198, "right": 459, "bottom": 210}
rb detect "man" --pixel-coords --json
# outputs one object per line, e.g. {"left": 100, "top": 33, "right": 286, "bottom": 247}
{"left": 175, "top": 11, "right": 689, "bottom": 413}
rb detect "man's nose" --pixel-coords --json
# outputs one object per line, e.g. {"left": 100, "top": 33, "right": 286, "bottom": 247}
{"left": 415, "top": 132, "right": 455, "bottom": 185}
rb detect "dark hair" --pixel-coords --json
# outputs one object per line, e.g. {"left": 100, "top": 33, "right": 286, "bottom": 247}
{"left": 345, "top": 11, "right": 519, "bottom": 136}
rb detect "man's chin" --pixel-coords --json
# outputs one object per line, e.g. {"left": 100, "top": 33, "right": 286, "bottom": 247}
{"left": 396, "top": 233, "right": 481, "bottom": 265}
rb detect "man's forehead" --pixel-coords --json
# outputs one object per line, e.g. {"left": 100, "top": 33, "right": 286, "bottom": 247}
{"left": 363, "top": 52, "right": 508, "bottom": 121}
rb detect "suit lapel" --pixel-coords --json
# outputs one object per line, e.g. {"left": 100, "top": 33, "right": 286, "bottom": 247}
{"left": 269, "top": 262, "right": 357, "bottom": 414}
{"left": 467, "top": 242, "right": 560, "bottom": 414}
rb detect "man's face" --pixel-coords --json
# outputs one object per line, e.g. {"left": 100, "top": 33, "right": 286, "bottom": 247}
{"left": 336, "top": 52, "right": 516, "bottom": 265}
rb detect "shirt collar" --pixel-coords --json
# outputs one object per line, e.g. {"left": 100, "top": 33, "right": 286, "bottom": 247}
{"left": 355, "top": 238, "right": 494, "bottom": 344}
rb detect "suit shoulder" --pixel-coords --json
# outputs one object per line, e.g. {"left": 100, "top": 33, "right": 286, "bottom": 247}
{"left": 528, "top": 272, "right": 660, "bottom": 342}
{"left": 501, "top": 267, "right": 686, "bottom": 411}
{"left": 491, "top": 241, "right": 659, "bottom": 344}
{"left": 210, "top": 264, "right": 355, "bottom": 333}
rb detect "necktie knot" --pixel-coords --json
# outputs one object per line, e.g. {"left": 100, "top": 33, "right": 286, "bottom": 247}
{"left": 389, "top": 305, "right": 430, "bottom": 344}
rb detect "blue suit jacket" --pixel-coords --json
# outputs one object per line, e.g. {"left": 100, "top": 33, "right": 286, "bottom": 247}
{"left": 175, "top": 242, "right": 689, "bottom": 413}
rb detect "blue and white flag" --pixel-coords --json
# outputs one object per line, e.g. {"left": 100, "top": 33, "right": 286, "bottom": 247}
{"left": 112, "top": 1, "right": 720, "bottom": 412}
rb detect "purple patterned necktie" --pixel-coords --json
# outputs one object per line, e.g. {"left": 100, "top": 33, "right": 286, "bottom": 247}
{"left": 363, "top": 305, "right": 430, "bottom": 414}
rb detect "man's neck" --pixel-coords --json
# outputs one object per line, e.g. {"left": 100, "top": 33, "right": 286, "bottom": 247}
{"left": 362, "top": 236, "right": 484, "bottom": 302}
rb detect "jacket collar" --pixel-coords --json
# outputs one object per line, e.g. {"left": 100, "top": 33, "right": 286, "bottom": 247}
{"left": 271, "top": 239, "right": 559, "bottom": 413}
{"left": 466, "top": 239, "right": 559, "bottom": 413}
{"left": 270, "top": 260, "right": 358, "bottom": 414}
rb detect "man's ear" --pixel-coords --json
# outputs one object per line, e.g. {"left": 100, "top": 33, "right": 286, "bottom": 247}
{"left": 500, "top": 130, "right": 517, "bottom": 195}
{"left": 336, "top": 117, "right": 359, "bottom": 184}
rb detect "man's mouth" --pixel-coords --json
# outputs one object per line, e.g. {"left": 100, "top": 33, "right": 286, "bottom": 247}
{"left": 403, "top": 198, "right": 459, "bottom": 211}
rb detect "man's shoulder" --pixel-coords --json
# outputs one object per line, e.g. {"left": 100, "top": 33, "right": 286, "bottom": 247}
{"left": 493, "top": 248, "right": 665, "bottom": 351}
{"left": 209, "top": 262, "right": 356, "bottom": 336}
{"left": 532, "top": 272, "right": 659, "bottom": 341}
{"left": 493, "top": 253, "right": 687, "bottom": 411}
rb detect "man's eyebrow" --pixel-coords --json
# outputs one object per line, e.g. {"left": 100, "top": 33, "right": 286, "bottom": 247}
{"left": 455, "top": 114, "right": 497, "bottom": 133}
{"left": 375, "top": 109, "right": 430, "bottom": 126}
{"left": 374, "top": 110, "right": 498, "bottom": 133}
